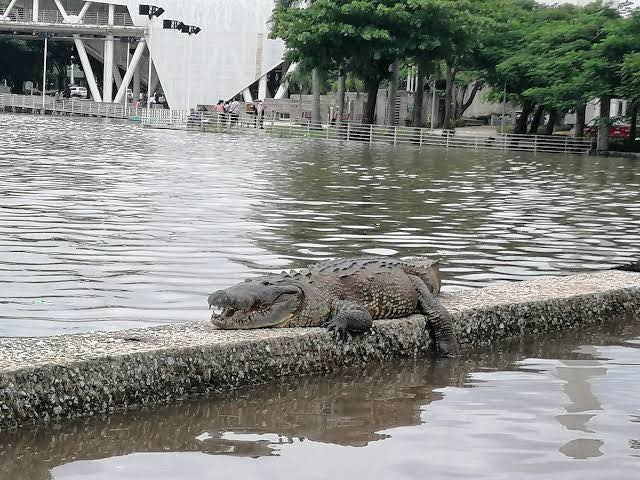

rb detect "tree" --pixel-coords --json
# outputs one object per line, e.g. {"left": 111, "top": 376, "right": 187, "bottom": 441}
{"left": 0, "top": 37, "right": 75, "bottom": 93}
{"left": 272, "top": 0, "right": 468, "bottom": 125}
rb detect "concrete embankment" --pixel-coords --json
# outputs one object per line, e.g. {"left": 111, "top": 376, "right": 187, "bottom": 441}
{"left": 1, "top": 270, "right": 639, "bottom": 429}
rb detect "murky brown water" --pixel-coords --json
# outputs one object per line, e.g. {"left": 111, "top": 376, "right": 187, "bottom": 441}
{"left": 1, "top": 113, "right": 639, "bottom": 336}
{"left": 1, "top": 320, "right": 638, "bottom": 479}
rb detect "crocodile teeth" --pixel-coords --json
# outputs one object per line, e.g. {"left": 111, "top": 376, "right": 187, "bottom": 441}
{"left": 211, "top": 307, "right": 224, "bottom": 316}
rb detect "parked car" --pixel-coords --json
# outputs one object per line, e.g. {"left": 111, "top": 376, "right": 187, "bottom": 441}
{"left": 69, "top": 85, "right": 88, "bottom": 99}
{"left": 585, "top": 119, "right": 632, "bottom": 139}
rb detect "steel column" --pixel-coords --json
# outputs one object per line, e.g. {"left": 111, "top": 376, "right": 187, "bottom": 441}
{"left": 32, "top": 0, "right": 38, "bottom": 22}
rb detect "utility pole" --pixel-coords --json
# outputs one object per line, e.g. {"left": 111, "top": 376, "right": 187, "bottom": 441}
{"left": 431, "top": 80, "right": 437, "bottom": 130}
{"left": 41, "top": 34, "right": 48, "bottom": 112}
{"left": 500, "top": 83, "right": 507, "bottom": 135}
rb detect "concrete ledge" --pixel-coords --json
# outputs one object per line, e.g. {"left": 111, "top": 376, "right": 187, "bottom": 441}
{"left": 1, "top": 270, "right": 639, "bottom": 429}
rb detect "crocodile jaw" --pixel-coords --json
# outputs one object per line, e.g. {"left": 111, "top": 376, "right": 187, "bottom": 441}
{"left": 208, "top": 282, "right": 302, "bottom": 329}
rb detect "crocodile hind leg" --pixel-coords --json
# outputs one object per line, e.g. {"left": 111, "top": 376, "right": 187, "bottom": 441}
{"left": 326, "top": 300, "right": 373, "bottom": 339}
{"left": 408, "top": 275, "right": 458, "bottom": 357}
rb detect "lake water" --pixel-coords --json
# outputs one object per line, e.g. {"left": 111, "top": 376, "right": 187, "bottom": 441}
{"left": 1, "top": 320, "right": 638, "bottom": 480}
{"left": 1, "top": 113, "right": 639, "bottom": 336}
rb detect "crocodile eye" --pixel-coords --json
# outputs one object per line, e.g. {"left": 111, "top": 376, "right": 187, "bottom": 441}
{"left": 225, "top": 308, "right": 237, "bottom": 317}
{"left": 262, "top": 281, "right": 271, "bottom": 286}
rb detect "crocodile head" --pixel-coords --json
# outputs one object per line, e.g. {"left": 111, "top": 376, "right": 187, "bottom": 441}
{"left": 207, "top": 278, "right": 303, "bottom": 329}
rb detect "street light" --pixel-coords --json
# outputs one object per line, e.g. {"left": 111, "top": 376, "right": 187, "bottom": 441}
{"left": 138, "top": 5, "right": 165, "bottom": 19}
{"left": 39, "top": 32, "right": 54, "bottom": 111}
{"left": 180, "top": 25, "right": 201, "bottom": 35}
{"left": 162, "top": 20, "right": 201, "bottom": 35}
{"left": 162, "top": 19, "right": 185, "bottom": 30}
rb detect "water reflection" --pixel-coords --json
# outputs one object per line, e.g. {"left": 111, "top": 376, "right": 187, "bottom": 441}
{"left": 554, "top": 349, "right": 607, "bottom": 459}
{"left": 1, "top": 320, "right": 639, "bottom": 480}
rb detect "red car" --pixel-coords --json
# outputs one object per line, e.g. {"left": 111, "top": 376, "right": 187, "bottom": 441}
{"left": 585, "top": 121, "right": 631, "bottom": 139}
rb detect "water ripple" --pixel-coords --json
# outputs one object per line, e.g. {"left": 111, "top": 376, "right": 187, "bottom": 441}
{"left": 1, "top": 114, "right": 639, "bottom": 335}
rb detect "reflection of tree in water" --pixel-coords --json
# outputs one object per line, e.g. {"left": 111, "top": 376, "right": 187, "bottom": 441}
{"left": 247, "top": 142, "right": 640, "bottom": 281}
{"left": 0, "top": 322, "right": 636, "bottom": 480}
{"left": 249, "top": 143, "right": 489, "bottom": 266}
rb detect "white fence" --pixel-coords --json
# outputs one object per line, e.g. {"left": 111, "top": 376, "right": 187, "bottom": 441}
{"left": 0, "top": 93, "right": 142, "bottom": 119}
{"left": 143, "top": 110, "right": 594, "bottom": 155}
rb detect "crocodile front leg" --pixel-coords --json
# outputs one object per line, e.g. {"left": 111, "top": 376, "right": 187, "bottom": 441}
{"left": 326, "top": 300, "right": 373, "bottom": 338}
{"left": 408, "top": 275, "right": 458, "bottom": 357}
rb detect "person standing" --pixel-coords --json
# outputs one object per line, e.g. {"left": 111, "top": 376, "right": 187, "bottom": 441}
{"left": 229, "top": 97, "right": 241, "bottom": 125}
{"left": 213, "top": 99, "right": 225, "bottom": 114}
{"left": 256, "top": 100, "right": 265, "bottom": 129}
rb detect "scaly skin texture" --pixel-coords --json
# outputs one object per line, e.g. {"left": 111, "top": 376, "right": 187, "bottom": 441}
{"left": 208, "top": 257, "right": 458, "bottom": 356}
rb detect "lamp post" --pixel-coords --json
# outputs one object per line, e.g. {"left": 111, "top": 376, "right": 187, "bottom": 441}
{"left": 431, "top": 79, "right": 436, "bottom": 130}
{"left": 138, "top": 5, "right": 165, "bottom": 111}
{"left": 163, "top": 20, "right": 201, "bottom": 110}
{"left": 41, "top": 33, "right": 53, "bottom": 112}
{"left": 500, "top": 83, "right": 507, "bottom": 135}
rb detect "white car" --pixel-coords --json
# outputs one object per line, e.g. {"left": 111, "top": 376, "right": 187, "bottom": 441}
{"left": 69, "top": 86, "right": 87, "bottom": 99}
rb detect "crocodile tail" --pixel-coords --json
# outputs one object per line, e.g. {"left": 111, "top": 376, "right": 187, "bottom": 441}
{"left": 612, "top": 260, "right": 640, "bottom": 272}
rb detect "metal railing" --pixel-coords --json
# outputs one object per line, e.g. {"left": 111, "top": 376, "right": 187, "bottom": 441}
{"left": 1, "top": 9, "right": 134, "bottom": 26}
{"left": 142, "top": 110, "right": 594, "bottom": 155}
{"left": 0, "top": 93, "right": 142, "bottom": 119}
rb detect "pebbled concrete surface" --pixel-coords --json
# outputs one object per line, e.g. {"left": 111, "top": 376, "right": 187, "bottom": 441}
{"left": 1, "top": 270, "right": 639, "bottom": 429}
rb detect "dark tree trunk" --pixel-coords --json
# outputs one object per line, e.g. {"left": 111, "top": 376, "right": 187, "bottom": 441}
{"left": 514, "top": 99, "right": 534, "bottom": 134}
{"left": 311, "top": 67, "right": 321, "bottom": 125}
{"left": 363, "top": 78, "right": 381, "bottom": 125}
{"left": 597, "top": 95, "right": 611, "bottom": 151}
{"left": 443, "top": 64, "right": 456, "bottom": 130}
{"left": 575, "top": 101, "right": 586, "bottom": 137}
{"left": 544, "top": 109, "right": 557, "bottom": 135}
{"left": 458, "top": 80, "right": 484, "bottom": 119}
{"left": 628, "top": 100, "right": 638, "bottom": 144}
{"left": 336, "top": 74, "right": 345, "bottom": 127}
{"left": 529, "top": 105, "right": 545, "bottom": 134}
{"left": 412, "top": 64, "right": 426, "bottom": 127}
{"left": 386, "top": 60, "right": 399, "bottom": 126}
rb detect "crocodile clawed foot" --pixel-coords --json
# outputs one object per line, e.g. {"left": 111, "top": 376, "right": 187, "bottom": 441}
{"left": 326, "top": 320, "right": 350, "bottom": 340}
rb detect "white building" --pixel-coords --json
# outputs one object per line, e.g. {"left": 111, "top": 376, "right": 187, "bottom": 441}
{"left": 0, "top": 0, "right": 287, "bottom": 109}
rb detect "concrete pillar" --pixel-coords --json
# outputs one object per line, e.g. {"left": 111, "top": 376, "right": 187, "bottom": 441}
{"left": 73, "top": 35, "right": 102, "bottom": 102}
{"left": 77, "top": 1, "right": 91, "bottom": 22}
{"left": 274, "top": 62, "right": 298, "bottom": 100}
{"left": 133, "top": 65, "right": 141, "bottom": 101}
{"left": 258, "top": 74, "right": 268, "bottom": 100}
{"left": 1, "top": 0, "right": 18, "bottom": 20}
{"left": 52, "top": 0, "right": 69, "bottom": 21}
{"left": 103, "top": 37, "right": 114, "bottom": 102}
{"left": 101, "top": 4, "right": 115, "bottom": 102}
{"left": 149, "top": 62, "right": 159, "bottom": 95}
{"left": 243, "top": 87, "right": 253, "bottom": 102}
{"left": 32, "top": 0, "right": 38, "bottom": 21}
{"left": 114, "top": 39, "right": 145, "bottom": 103}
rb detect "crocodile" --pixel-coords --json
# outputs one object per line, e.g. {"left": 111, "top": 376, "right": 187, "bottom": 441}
{"left": 207, "top": 257, "right": 457, "bottom": 356}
